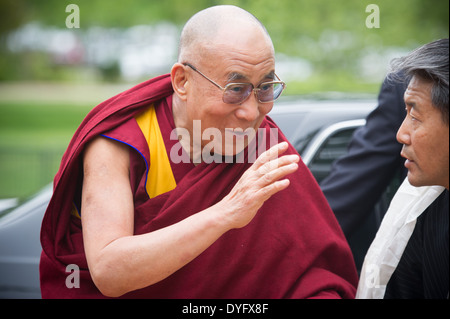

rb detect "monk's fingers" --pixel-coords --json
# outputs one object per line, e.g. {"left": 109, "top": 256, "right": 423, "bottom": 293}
{"left": 251, "top": 142, "right": 289, "bottom": 170}
{"left": 257, "top": 159, "right": 299, "bottom": 188}
{"left": 257, "top": 179, "right": 291, "bottom": 202}
{"left": 236, "top": 142, "right": 299, "bottom": 195}
{"left": 257, "top": 153, "right": 299, "bottom": 176}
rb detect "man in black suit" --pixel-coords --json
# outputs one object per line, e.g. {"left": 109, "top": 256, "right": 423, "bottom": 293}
{"left": 357, "top": 38, "right": 448, "bottom": 299}
{"left": 320, "top": 73, "right": 408, "bottom": 269}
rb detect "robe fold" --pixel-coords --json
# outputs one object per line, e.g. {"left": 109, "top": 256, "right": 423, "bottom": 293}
{"left": 40, "top": 74, "right": 358, "bottom": 299}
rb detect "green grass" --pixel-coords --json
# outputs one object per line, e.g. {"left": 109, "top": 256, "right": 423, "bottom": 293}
{"left": 284, "top": 73, "right": 381, "bottom": 96}
{"left": 0, "top": 101, "right": 92, "bottom": 199}
{"left": 0, "top": 101, "right": 92, "bottom": 147}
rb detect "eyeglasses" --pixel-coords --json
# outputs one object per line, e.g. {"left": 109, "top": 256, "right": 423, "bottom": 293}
{"left": 183, "top": 63, "right": 286, "bottom": 105}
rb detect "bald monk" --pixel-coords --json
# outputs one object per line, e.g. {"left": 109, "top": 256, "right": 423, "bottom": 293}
{"left": 40, "top": 5, "right": 357, "bottom": 298}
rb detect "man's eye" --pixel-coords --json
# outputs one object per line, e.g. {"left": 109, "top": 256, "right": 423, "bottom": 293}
{"left": 409, "top": 112, "right": 421, "bottom": 123}
{"left": 228, "top": 85, "right": 246, "bottom": 93}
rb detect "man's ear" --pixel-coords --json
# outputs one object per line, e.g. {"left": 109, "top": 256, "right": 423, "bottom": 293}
{"left": 171, "top": 63, "right": 189, "bottom": 101}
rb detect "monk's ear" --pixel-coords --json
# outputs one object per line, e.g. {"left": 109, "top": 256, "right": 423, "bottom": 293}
{"left": 171, "top": 63, "right": 189, "bottom": 101}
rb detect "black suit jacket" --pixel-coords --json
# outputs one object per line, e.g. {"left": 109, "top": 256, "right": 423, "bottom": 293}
{"left": 320, "top": 76, "right": 408, "bottom": 238}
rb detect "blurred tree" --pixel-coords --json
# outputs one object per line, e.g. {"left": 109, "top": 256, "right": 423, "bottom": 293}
{"left": 7, "top": 0, "right": 447, "bottom": 36}
{"left": 0, "top": 0, "right": 27, "bottom": 35}
{"left": 9, "top": 0, "right": 446, "bottom": 58}
{"left": 0, "top": 0, "right": 448, "bottom": 90}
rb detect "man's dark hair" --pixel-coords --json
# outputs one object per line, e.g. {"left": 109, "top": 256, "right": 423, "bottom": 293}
{"left": 390, "top": 38, "right": 449, "bottom": 125}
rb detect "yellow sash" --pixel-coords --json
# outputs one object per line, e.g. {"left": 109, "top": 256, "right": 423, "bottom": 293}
{"left": 135, "top": 104, "right": 177, "bottom": 198}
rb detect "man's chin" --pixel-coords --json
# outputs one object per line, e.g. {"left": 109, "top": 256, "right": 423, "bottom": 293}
{"left": 407, "top": 173, "right": 438, "bottom": 188}
{"left": 222, "top": 142, "right": 248, "bottom": 156}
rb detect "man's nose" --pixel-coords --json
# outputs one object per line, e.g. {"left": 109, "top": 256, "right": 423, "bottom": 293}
{"left": 396, "top": 118, "right": 411, "bottom": 145}
{"left": 235, "top": 92, "right": 260, "bottom": 122}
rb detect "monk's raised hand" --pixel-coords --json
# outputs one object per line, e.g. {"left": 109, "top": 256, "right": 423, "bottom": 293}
{"left": 219, "top": 142, "right": 300, "bottom": 229}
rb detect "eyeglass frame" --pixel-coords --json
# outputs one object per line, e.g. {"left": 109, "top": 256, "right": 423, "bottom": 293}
{"left": 182, "top": 62, "right": 286, "bottom": 105}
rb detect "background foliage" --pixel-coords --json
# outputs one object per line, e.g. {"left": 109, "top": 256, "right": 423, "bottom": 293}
{"left": 1, "top": 0, "right": 448, "bottom": 90}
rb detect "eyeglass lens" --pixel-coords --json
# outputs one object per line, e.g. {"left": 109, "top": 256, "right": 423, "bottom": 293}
{"left": 223, "top": 82, "right": 284, "bottom": 104}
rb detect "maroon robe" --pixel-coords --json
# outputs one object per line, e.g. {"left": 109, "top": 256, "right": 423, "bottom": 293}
{"left": 40, "top": 74, "right": 358, "bottom": 298}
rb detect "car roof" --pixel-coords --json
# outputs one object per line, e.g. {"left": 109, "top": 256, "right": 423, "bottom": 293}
{"left": 269, "top": 97, "right": 377, "bottom": 147}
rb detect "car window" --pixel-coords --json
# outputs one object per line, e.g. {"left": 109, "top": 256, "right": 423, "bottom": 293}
{"left": 306, "top": 128, "right": 357, "bottom": 183}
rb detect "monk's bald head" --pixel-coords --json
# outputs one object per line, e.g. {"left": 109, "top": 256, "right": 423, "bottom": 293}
{"left": 178, "top": 5, "right": 273, "bottom": 63}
